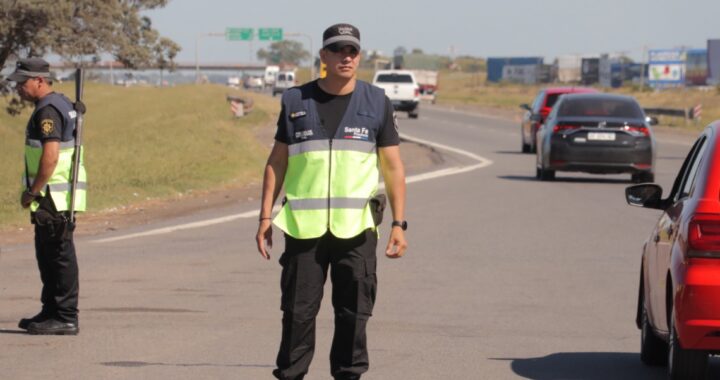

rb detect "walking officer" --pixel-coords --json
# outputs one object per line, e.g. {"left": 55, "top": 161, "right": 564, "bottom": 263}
{"left": 256, "top": 23, "right": 408, "bottom": 380}
{"left": 9, "top": 57, "right": 87, "bottom": 335}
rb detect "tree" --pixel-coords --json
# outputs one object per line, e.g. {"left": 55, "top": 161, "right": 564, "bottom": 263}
{"left": 0, "top": 0, "right": 180, "bottom": 113}
{"left": 154, "top": 37, "right": 180, "bottom": 86}
{"left": 411, "top": 48, "right": 424, "bottom": 54}
{"left": 257, "top": 40, "right": 309, "bottom": 66}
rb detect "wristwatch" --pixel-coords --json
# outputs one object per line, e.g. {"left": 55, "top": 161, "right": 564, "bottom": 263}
{"left": 391, "top": 220, "right": 408, "bottom": 231}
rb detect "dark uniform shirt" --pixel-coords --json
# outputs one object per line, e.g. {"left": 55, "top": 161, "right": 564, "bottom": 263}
{"left": 275, "top": 80, "right": 400, "bottom": 147}
{"left": 28, "top": 97, "right": 64, "bottom": 143}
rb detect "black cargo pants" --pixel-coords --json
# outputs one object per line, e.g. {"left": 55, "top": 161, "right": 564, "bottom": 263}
{"left": 273, "top": 229, "right": 378, "bottom": 380}
{"left": 32, "top": 197, "right": 79, "bottom": 324}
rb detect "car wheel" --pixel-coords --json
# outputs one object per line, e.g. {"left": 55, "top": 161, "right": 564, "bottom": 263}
{"left": 640, "top": 305, "right": 668, "bottom": 366}
{"left": 522, "top": 141, "right": 531, "bottom": 153}
{"left": 537, "top": 166, "right": 555, "bottom": 181}
{"left": 668, "top": 310, "right": 708, "bottom": 380}
{"left": 408, "top": 110, "right": 419, "bottom": 119}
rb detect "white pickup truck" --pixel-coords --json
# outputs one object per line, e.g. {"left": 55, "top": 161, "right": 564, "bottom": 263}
{"left": 372, "top": 70, "right": 420, "bottom": 119}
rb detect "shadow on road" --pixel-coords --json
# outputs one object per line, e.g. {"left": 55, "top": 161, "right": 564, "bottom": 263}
{"left": 0, "top": 329, "right": 27, "bottom": 335}
{"left": 492, "top": 352, "right": 720, "bottom": 379}
{"left": 498, "top": 175, "right": 631, "bottom": 184}
{"left": 494, "top": 150, "right": 527, "bottom": 155}
{"left": 100, "top": 361, "right": 274, "bottom": 369}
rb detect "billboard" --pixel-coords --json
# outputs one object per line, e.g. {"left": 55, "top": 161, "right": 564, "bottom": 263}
{"left": 486, "top": 57, "right": 543, "bottom": 82}
{"left": 648, "top": 49, "right": 686, "bottom": 87}
{"left": 686, "top": 49, "right": 708, "bottom": 86}
{"left": 502, "top": 64, "right": 539, "bottom": 84}
{"left": 581, "top": 58, "right": 600, "bottom": 85}
{"left": 709, "top": 39, "right": 720, "bottom": 85}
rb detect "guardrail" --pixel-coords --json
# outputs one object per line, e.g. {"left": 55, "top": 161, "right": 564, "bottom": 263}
{"left": 643, "top": 104, "right": 702, "bottom": 125}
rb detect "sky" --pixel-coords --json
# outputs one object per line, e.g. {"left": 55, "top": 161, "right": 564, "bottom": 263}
{"left": 145, "top": 0, "right": 720, "bottom": 65}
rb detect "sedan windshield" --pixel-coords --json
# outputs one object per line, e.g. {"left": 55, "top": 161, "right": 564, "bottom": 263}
{"left": 558, "top": 98, "right": 644, "bottom": 118}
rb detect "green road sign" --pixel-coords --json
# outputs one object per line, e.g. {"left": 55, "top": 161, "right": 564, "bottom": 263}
{"left": 258, "top": 28, "right": 283, "bottom": 41}
{"left": 226, "top": 27, "right": 253, "bottom": 41}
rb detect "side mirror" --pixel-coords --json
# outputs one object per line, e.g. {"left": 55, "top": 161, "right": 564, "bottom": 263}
{"left": 530, "top": 114, "right": 543, "bottom": 122}
{"left": 625, "top": 184, "right": 664, "bottom": 209}
{"left": 520, "top": 103, "right": 532, "bottom": 112}
{"left": 645, "top": 116, "right": 659, "bottom": 126}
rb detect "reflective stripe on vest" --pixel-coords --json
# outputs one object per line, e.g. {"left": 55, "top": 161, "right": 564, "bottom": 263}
{"left": 273, "top": 80, "right": 385, "bottom": 239}
{"left": 23, "top": 93, "right": 87, "bottom": 213}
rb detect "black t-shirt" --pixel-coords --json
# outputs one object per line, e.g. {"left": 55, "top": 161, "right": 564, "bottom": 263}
{"left": 27, "top": 103, "right": 63, "bottom": 143}
{"left": 275, "top": 81, "right": 400, "bottom": 147}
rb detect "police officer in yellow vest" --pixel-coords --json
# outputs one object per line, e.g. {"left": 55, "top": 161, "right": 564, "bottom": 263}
{"left": 10, "top": 58, "right": 87, "bottom": 335}
{"left": 256, "top": 24, "right": 408, "bottom": 380}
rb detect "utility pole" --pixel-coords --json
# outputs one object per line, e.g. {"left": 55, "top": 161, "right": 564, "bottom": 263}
{"left": 639, "top": 45, "right": 647, "bottom": 90}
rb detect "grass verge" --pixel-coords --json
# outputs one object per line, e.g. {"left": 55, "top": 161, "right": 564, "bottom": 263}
{"left": 0, "top": 83, "right": 277, "bottom": 227}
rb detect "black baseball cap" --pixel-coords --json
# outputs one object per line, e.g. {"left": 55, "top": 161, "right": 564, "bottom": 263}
{"left": 7, "top": 57, "right": 51, "bottom": 82}
{"left": 322, "top": 23, "right": 361, "bottom": 51}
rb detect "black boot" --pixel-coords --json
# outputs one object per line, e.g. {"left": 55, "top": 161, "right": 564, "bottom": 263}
{"left": 27, "top": 319, "right": 79, "bottom": 335}
{"left": 18, "top": 311, "right": 51, "bottom": 330}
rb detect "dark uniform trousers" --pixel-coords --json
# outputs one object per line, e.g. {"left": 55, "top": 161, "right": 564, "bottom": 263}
{"left": 33, "top": 205, "right": 79, "bottom": 324}
{"left": 273, "top": 229, "right": 378, "bottom": 380}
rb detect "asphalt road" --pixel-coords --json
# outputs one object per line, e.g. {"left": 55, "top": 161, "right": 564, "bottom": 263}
{"left": 1, "top": 104, "right": 715, "bottom": 379}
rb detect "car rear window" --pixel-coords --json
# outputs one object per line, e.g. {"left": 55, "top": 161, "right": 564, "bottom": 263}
{"left": 376, "top": 74, "right": 414, "bottom": 83}
{"left": 545, "top": 94, "right": 561, "bottom": 108}
{"left": 557, "top": 98, "right": 644, "bottom": 118}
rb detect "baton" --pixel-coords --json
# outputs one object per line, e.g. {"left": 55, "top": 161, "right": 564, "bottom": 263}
{"left": 69, "top": 68, "right": 85, "bottom": 224}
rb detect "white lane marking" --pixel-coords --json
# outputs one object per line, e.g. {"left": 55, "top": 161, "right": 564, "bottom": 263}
{"left": 91, "top": 134, "right": 492, "bottom": 244}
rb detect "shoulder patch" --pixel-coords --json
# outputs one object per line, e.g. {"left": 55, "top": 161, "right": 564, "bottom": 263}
{"left": 40, "top": 119, "right": 55, "bottom": 136}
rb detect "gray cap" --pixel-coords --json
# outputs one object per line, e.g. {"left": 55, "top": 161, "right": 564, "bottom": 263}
{"left": 7, "top": 57, "right": 51, "bottom": 82}
{"left": 322, "top": 23, "right": 361, "bottom": 51}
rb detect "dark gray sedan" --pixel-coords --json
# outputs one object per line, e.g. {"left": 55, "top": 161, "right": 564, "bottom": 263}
{"left": 535, "top": 93, "right": 656, "bottom": 182}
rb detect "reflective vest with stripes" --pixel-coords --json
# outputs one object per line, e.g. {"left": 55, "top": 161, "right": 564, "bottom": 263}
{"left": 24, "top": 92, "right": 87, "bottom": 213}
{"left": 274, "top": 80, "right": 386, "bottom": 239}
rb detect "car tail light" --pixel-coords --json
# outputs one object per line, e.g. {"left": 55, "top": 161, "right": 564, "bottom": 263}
{"left": 623, "top": 125, "right": 650, "bottom": 136}
{"left": 414, "top": 88, "right": 420, "bottom": 97}
{"left": 552, "top": 125, "right": 580, "bottom": 133}
{"left": 688, "top": 214, "right": 720, "bottom": 255}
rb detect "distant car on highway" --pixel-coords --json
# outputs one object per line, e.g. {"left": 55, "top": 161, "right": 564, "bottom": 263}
{"left": 520, "top": 87, "right": 597, "bottom": 153}
{"left": 243, "top": 76, "right": 264, "bottom": 90}
{"left": 535, "top": 93, "right": 656, "bottom": 182}
{"left": 372, "top": 70, "right": 420, "bottom": 119}
{"left": 272, "top": 71, "right": 296, "bottom": 97}
{"left": 625, "top": 122, "right": 720, "bottom": 379}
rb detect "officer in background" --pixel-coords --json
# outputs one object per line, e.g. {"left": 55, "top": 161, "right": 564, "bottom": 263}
{"left": 256, "top": 23, "right": 408, "bottom": 380}
{"left": 9, "top": 58, "right": 87, "bottom": 335}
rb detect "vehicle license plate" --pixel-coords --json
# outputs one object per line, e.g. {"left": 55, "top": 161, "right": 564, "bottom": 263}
{"left": 588, "top": 132, "right": 615, "bottom": 141}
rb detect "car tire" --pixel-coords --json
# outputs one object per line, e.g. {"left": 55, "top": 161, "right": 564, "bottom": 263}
{"left": 408, "top": 110, "right": 419, "bottom": 119}
{"left": 668, "top": 310, "right": 708, "bottom": 380}
{"left": 640, "top": 305, "right": 668, "bottom": 366}
{"left": 537, "top": 166, "right": 555, "bottom": 181}
{"left": 522, "top": 141, "right": 531, "bottom": 153}
{"left": 632, "top": 172, "right": 655, "bottom": 183}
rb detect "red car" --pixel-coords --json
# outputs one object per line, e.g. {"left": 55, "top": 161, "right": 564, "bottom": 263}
{"left": 519, "top": 87, "right": 597, "bottom": 153}
{"left": 626, "top": 121, "right": 720, "bottom": 379}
